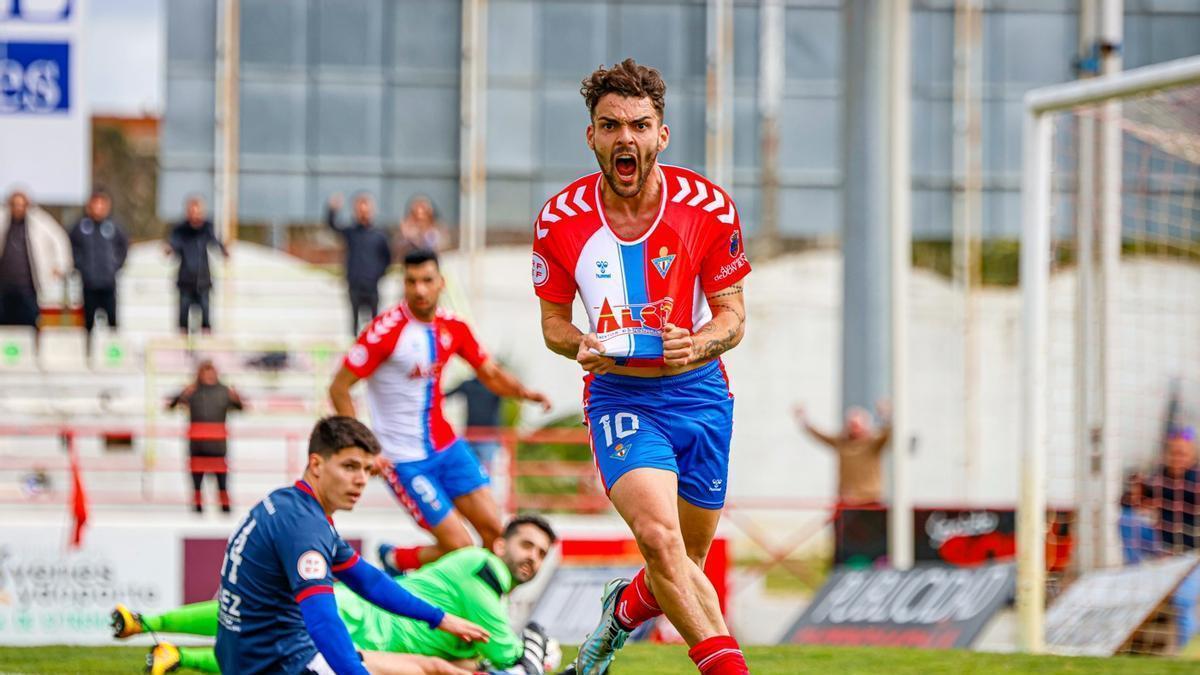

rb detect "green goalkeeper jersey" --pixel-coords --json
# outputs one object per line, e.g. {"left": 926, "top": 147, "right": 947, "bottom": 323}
{"left": 335, "top": 547, "right": 523, "bottom": 667}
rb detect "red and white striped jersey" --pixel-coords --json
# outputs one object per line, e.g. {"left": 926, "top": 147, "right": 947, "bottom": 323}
{"left": 531, "top": 164, "right": 750, "bottom": 367}
{"left": 343, "top": 303, "right": 489, "bottom": 463}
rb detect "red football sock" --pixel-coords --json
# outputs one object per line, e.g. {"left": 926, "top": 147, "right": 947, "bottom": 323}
{"left": 688, "top": 635, "right": 749, "bottom": 675}
{"left": 615, "top": 568, "right": 662, "bottom": 631}
{"left": 192, "top": 490, "right": 203, "bottom": 507}
{"left": 391, "top": 546, "right": 423, "bottom": 571}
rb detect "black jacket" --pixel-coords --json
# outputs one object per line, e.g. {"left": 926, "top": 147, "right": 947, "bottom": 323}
{"left": 168, "top": 220, "right": 226, "bottom": 291}
{"left": 70, "top": 217, "right": 129, "bottom": 290}
{"left": 326, "top": 209, "right": 391, "bottom": 291}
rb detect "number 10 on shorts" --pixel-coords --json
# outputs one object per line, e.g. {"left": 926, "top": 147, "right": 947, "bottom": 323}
{"left": 597, "top": 412, "right": 639, "bottom": 446}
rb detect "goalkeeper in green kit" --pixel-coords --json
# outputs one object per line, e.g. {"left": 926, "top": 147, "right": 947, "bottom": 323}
{"left": 114, "top": 516, "right": 561, "bottom": 675}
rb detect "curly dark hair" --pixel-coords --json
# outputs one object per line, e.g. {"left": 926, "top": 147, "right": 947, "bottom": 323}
{"left": 580, "top": 58, "right": 666, "bottom": 120}
{"left": 308, "top": 415, "right": 381, "bottom": 458}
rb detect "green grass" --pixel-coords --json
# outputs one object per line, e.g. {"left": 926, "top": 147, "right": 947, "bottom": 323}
{"left": 1, "top": 644, "right": 1197, "bottom": 674}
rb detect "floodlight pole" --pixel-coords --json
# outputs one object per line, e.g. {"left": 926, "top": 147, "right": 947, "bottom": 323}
{"left": 214, "top": 0, "right": 240, "bottom": 334}
{"left": 459, "top": 0, "right": 488, "bottom": 310}
{"left": 1095, "top": 0, "right": 1123, "bottom": 571}
{"left": 758, "top": 0, "right": 783, "bottom": 260}
{"left": 215, "top": 0, "right": 239, "bottom": 247}
{"left": 1072, "top": 0, "right": 1099, "bottom": 576}
{"left": 952, "top": 0, "right": 983, "bottom": 504}
{"left": 705, "top": 0, "right": 733, "bottom": 189}
{"left": 887, "top": 0, "right": 913, "bottom": 571}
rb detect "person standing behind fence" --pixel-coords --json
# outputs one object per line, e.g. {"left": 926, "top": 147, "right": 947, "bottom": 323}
{"left": 168, "top": 360, "right": 244, "bottom": 514}
{"left": 326, "top": 192, "right": 391, "bottom": 336}
{"left": 793, "top": 400, "right": 892, "bottom": 507}
{"left": 166, "top": 197, "right": 227, "bottom": 335}
{"left": 394, "top": 194, "right": 449, "bottom": 258}
{"left": 0, "top": 190, "right": 71, "bottom": 351}
{"left": 1140, "top": 426, "right": 1200, "bottom": 647}
{"left": 69, "top": 189, "right": 129, "bottom": 359}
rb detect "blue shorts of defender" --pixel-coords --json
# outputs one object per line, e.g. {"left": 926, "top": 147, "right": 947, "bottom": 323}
{"left": 585, "top": 360, "right": 734, "bottom": 509}
{"left": 382, "top": 439, "right": 490, "bottom": 529}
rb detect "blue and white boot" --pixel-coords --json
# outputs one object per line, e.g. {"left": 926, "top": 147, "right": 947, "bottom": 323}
{"left": 563, "top": 577, "right": 632, "bottom": 675}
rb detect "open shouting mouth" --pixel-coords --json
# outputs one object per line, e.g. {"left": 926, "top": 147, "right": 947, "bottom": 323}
{"left": 614, "top": 152, "right": 637, "bottom": 182}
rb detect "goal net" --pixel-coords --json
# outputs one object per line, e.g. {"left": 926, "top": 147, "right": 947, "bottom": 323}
{"left": 1020, "top": 56, "right": 1200, "bottom": 656}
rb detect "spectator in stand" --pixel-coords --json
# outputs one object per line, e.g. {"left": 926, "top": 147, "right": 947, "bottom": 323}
{"left": 1139, "top": 426, "right": 1200, "bottom": 647}
{"left": 394, "top": 194, "right": 449, "bottom": 258}
{"left": 69, "top": 189, "right": 129, "bottom": 360}
{"left": 445, "top": 374, "right": 503, "bottom": 469}
{"left": 326, "top": 192, "right": 391, "bottom": 336}
{"left": 1145, "top": 427, "right": 1200, "bottom": 553}
{"left": 166, "top": 196, "right": 227, "bottom": 334}
{"left": 0, "top": 190, "right": 71, "bottom": 352}
{"left": 168, "top": 360, "right": 244, "bottom": 514}
{"left": 793, "top": 400, "right": 893, "bottom": 507}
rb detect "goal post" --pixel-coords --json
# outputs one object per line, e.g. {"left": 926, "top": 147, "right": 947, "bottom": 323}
{"left": 1019, "top": 54, "right": 1200, "bottom": 654}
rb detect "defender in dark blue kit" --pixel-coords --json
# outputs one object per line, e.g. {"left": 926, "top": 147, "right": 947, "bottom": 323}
{"left": 214, "top": 416, "right": 489, "bottom": 675}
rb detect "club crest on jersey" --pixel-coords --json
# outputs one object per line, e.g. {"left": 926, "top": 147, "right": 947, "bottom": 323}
{"left": 729, "top": 231, "right": 741, "bottom": 257}
{"left": 651, "top": 246, "right": 676, "bottom": 279}
{"left": 610, "top": 442, "right": 630, "bottom": 460}
{"left": 595, "top": 260, "right": 611, "bottom": 279}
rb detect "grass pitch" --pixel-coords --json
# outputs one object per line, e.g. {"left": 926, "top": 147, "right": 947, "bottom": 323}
{"left": 1, "top": 644, "right": 1198, "bottom": 674}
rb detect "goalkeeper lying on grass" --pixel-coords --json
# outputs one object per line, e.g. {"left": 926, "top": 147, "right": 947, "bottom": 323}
{"left": 114, "top": 515, "right": 561, "bottom": 675}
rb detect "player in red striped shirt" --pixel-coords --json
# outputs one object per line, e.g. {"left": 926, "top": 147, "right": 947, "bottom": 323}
{"left": 329, "top": 249, "right": 550, "bottom": 572}
{"left": 536, "top": 60, "right": 751, "bottom": 675}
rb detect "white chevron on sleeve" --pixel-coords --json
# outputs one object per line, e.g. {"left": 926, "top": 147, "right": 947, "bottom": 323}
{"left": 702, "top": 188, "right": 725, "bottom": 213}
{"left": 573, "top": 185, "right": 592, "bottom": 212}
{"left": 686, "top": 182, "right": 708, "bottom": 207}
{"left": 671, "top": 176, "right": 691, "bottom": 203}
{"left": 540, "top": 202, "right": 560, "bottom": 223}
{"left": 717, "top": 203, "right": 737, "bottom": 224}
{"left": 555, "top": 192, "right": 577, "bottom": 217}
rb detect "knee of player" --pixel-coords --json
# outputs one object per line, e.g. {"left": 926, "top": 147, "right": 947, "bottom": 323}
{"left": 634, "top": 522, "right": 686, "bottom": 565}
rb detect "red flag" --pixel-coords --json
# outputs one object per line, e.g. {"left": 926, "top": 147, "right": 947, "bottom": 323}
{"left": 68, "top": 436, "right": 88, "bottom": 548}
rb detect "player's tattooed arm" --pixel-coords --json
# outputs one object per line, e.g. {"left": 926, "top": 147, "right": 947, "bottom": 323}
{"left": 693, "top": 284, "right": 746, "bottom": 361}
{"left": 663, "top": 284, "right": 746, "bottom": 366}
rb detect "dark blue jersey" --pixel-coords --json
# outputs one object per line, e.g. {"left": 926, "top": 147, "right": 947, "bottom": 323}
{"left": 215, "top": 481, "right": 360, "bottom": 675}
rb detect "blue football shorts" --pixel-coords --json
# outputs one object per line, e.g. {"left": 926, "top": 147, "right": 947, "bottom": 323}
{"left": 584, "top": 360, "right": 735, "bottom": 509}
{"left": 382, "top": 439, "right": 490, "bottom": 528}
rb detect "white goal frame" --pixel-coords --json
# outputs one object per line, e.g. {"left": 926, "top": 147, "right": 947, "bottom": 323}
{"left": 1019, "top": 54, "right": 1200, "bottom": 653}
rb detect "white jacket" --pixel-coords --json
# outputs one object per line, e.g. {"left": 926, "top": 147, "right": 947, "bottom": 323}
{"left": 0, "top": 205, "right": 73, "bottom": 306}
